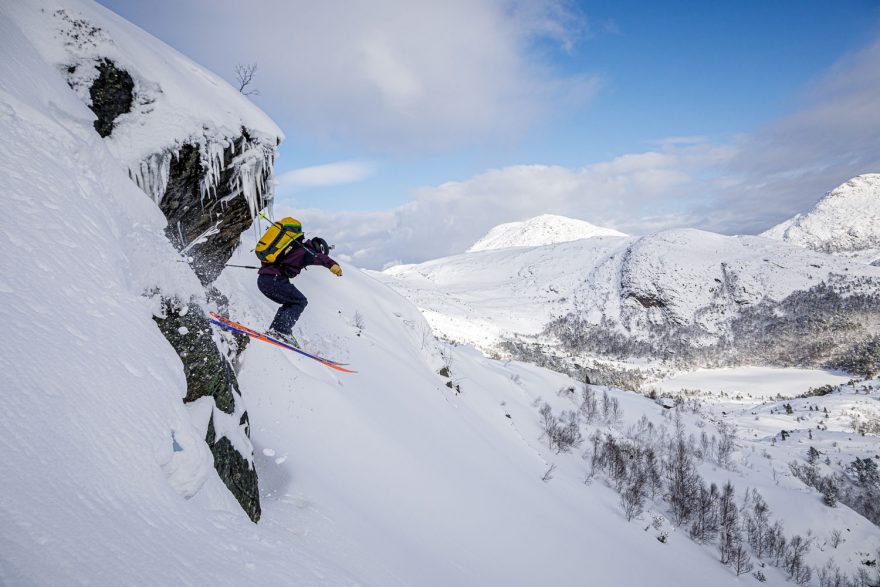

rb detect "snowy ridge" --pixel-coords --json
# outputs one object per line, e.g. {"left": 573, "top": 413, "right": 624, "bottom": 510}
{"left": 467, "top": 213, "right": 627, "bottom": 252}
{"left": 762, "top": 174, "right": 880, "bottom": 264}
{"left": 379, "top": 228, "right": 880, "bottom": 351}
{"left": 5, "top": 0, "right": 281, "bottom": 210}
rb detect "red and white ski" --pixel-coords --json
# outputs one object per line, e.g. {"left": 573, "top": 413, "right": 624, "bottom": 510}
{"left": 209, "top": 313, "right": 356, "bottom": 374}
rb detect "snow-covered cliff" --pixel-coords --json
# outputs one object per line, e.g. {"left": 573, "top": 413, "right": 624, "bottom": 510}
{"left": 762, "top": 174, "right": 880, "bottom": 264}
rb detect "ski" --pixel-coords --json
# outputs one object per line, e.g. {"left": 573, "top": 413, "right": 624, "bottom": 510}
{"left": 209, "top": 313, "right": 356, "bottom": 373}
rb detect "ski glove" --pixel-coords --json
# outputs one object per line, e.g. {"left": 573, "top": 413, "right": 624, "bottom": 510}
{"left": 330, "top": 264, "right": 343, "bottom": 277}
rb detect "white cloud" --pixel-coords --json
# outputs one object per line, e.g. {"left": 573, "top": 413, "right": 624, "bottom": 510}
{"left": 119, "top": 0, "right": 598, "bottom": 152}
{"left": 277, "top": 160, "right": 374, "bottom": 190}
{"left": 300, "top": 140, "right": 734, "bottom": 268}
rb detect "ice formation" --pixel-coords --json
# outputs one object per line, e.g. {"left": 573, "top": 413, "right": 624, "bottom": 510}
{"left": 127, "top": 133, "right": 277, "bottom": 219}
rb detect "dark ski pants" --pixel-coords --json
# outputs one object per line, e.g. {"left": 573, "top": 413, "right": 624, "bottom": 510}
{"left": 257, "top": 274, "right": 308, "bottom": 335}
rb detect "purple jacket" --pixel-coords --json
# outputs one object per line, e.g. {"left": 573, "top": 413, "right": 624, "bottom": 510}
{"left": 258, "top": 238, "right": 337, "bottom": 279}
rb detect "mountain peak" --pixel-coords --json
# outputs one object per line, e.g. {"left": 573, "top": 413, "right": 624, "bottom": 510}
{"left": 762, "top": 174, "right": 880, "bottom": 263}
{"left": 467, "top": 214, "right": 627, "bottom": 252}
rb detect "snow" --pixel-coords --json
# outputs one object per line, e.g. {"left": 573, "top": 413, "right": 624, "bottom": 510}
{"left": 0, "top": 8, "right": 320, "bottom": 583}
{"left": 3, "top": 2, "right": 879, "bottom": 585}
{"left": 467, "top": 213, "right": 627, "bottom": 252}
{"left": 656, "top": 367, "right": 852, "bottom": 400}
{"left": 762, "top": 174, "right": 880, "bottom": 264}
{"left": 648, "top": 367, "right": 880, "bottom": 576}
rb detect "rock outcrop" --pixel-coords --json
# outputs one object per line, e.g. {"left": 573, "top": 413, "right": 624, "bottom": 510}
{"left": 153, "top": 296, "right": 260, "bottom": 522}
{"left": 88, "top": 59, "right": 134, "bottom": 137}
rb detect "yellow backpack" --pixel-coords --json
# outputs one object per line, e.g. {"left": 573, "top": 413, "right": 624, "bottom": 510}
{"left": 255, "top": 217, "right": 303, "bottom": 263}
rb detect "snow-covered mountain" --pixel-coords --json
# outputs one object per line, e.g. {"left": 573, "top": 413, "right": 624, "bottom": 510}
{"left": 3, "top": 2, "right": 880, "bottom": 586}
{"left": 762, "top": 174, "right": 880, "bottom": 264}
{"left": 379, "top": 227, "right": 880, "bottom": 367}
{"left": 467, "top": 213, "right": 627, "bottom": 252}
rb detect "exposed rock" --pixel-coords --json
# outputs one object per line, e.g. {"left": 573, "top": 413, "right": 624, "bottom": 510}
{"left": 153, "top": 296, "right": 260, "bottom": 522}
{"left": 207, "top": 416, "right": 261, "bottom": 522}
{"left": 629, "top": 293, "right": 666, "bottom": 309}
{"left": 153, "top": 297, "right": 241, "bottom": 412}
{"left": 88, "top": 59, "right": 134, "bottom": 137}
{"left": 160, "top": 132, "right": 272, "bottom": 285}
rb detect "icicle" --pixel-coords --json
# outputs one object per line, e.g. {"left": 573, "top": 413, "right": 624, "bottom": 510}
{"left": 128, "top": 131, "right": 277, "bottom": 222}
{"left": 227, "top": 136, "right": 276, "bottom": 222}
{"left": 128, "top": 150, "right": 173, "bottom": 204}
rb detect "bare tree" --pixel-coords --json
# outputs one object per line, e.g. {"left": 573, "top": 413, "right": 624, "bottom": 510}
{"left": 718, "top": 481, "right": 738, "bottom": 565}
{"left": 716, "top": 421, "right": 736, "bottom": 469}
{"left": 746, "top": 491, "right": 770, "bottom": 558}
{"left": 829, "top": 528, "right": 844, "bottom": 549}
{"left": 579, "top": 386, "right": 599, "bottom": 423}
{"left": 666, "top": 413, "right": 700, "bottom": 525}
{"left": 730, "top": 536, "right": 754, "bottom": 576}
{"left": 817, "top": 560, "right": 845, "bottom": 587}
{"left": 784, "top": 535, "right": 811, "bottom": 584}
{"left": 234, "top": 63, "right": 259, "bottom": 96}
{"left": 620, "top": 473, "right": 646, "bottom": 521}
{"left": 353, "top": 310, "right": 365, "bottom": 334}
{"left": 689, "top": 482, "right": 720, "bottom": 543}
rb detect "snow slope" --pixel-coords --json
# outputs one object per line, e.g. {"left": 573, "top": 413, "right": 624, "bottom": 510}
{"left": 212, "top": 235, "right": 760, "bottom": 587}
{"left": 762, "top": 174, "right": 880, "bottom": 264}
{"left": 4, "top": 2, "right": 879, "bottom": 586}
{"left": 378, "top": 227, "right": 880, "bottom": 351}
{"left": 652, "top": 368, "right": 880, "bottom": 578}
{"left": 467, "top": 213, "right": 627, "bottom": 252}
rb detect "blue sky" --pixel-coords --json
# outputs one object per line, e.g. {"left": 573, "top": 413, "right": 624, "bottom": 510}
{"left": 99, "top": 0, "right": 880, "bottom": 267}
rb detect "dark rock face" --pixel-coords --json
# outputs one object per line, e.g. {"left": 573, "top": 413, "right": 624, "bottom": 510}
{"left": 88, "top": 59, "right": 134, "bottom": 137}
{"left": 207, "top": 417, "right": 261, "bottom": 522}
{"left": 145, "top": 133, "right": 272, "bottom": 522}
{"left": 160, "top": 134, "right": 271, "bottom": 285}
{"left": 152, "top": 297, "right": 242, "bottom": 413}
{"left": 153, "top": 296, "right": 260, "bottom": 523}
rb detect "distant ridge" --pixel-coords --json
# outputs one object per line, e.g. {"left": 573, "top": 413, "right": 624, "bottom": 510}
{"left": 762, "top": 174, "right": 880, "bottom": 264}
{"left": 467, "top": 214, "right": 627, "bottom": 252}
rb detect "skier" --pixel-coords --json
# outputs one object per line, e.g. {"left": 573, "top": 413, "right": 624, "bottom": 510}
{"left": 256, "top": 218, "right": 342, "bottom": 347}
